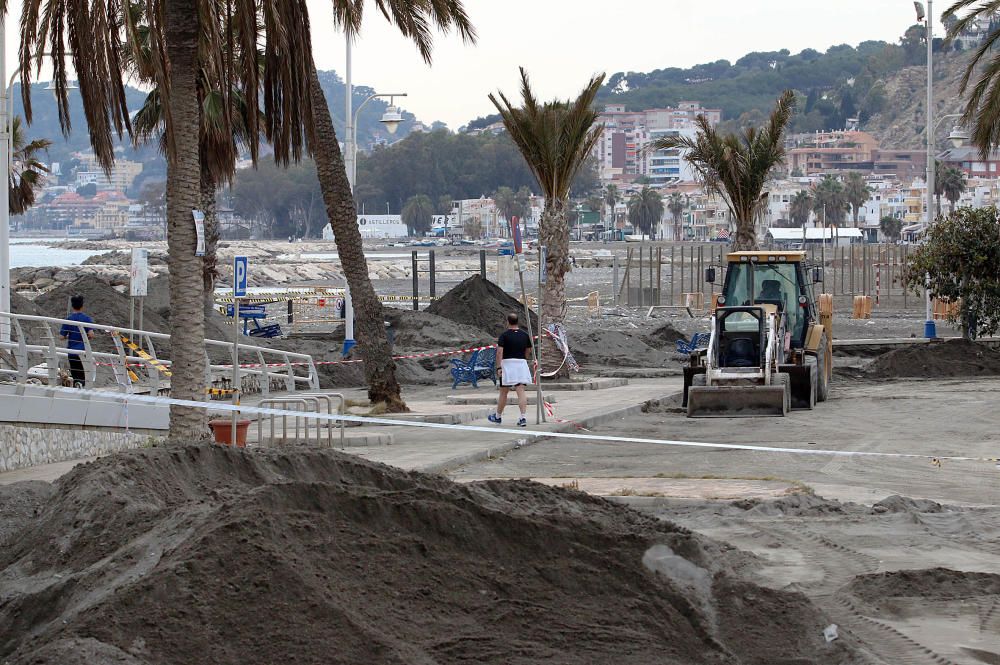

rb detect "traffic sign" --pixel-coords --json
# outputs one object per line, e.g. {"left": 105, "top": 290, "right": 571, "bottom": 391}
{"left": 233, "top": 256, "right": 248, "bottom": 297}
{"left": 510, "top": 216, "right": 523, "bottom": 254}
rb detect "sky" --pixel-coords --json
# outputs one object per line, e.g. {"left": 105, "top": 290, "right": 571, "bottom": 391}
{"left": 2, "top": 0, "right": 936, "bottom": 129}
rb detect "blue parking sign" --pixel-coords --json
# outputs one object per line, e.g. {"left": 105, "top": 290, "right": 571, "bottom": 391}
{"left": 233, "top": 256, "right": 248, "bottom": 297}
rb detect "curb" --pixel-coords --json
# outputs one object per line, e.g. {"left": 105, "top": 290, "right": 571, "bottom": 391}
{"left": 421, "top": 392, "right": 678, "bottom": 474}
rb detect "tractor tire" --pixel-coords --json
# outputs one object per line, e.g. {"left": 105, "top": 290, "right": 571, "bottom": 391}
{"left": 816, "top": 331, "right": 832, "bottom": 402}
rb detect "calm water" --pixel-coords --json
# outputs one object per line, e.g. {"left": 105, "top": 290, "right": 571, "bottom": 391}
{"left": 9, "top": 238, "right": 99, "bottom": 268}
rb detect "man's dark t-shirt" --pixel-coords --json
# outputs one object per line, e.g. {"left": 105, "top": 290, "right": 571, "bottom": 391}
{"left": 498, "top": 328, "right": 532, "bottom": 360}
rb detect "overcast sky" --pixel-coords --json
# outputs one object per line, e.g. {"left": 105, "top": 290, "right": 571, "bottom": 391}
{"left": 3, "top": 0, "right": 937, "bottom": 129}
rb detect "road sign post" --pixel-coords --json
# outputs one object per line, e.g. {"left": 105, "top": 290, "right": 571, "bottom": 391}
{"left": 509, "top": 219, "right": 543, "bottom": 425}
{"left": 232, "top": 256, "right": 248, "bottom": 447}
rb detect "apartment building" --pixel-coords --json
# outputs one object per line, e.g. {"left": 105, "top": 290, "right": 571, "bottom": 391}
{"left": 596, "top": 102, "right": 720, "bottom": 185}
{"left": 786, "top": 131, "right": 926, "bottom": 181}
{"left": 75, "top": 153, "right": 144, "bottom": 193}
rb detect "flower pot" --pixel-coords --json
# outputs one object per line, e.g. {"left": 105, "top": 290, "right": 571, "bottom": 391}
{"left": 208, "top": 419, "right": 251, "bottom": 447}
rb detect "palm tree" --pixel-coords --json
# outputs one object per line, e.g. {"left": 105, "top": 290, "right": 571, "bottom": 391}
{"left": 944, "top": 1, "right": 1000, "bottom": 155}
{"left": 494, "top": 186, "right": 522, "bottom": 225}
{"left": 19, "top": 0, "right": 322, "bottom": 439}
{"left": 646, "top": 90, "right": 796, "bottom": 250}
{"left": 490, "top": 68, "right": 604, "bottom": 331}
{"left": 880, "top": 215, "right": 903, "bottom": 242}
{"left": 811, "top": 175, "right": 848, "bottom": 225}
{"left": 402, "top": 194, "right": 435, "bottom": 236}
{"left": 938, "top": 165, "right": 966, "bottom": 214}
{"left": 9, "top": 116, "right": 52, "bottom": 216}
{"left": 789, "top": 190, "right": 813, "bottom": 227}
{"left": 603, "top": 184, "right": 619, "bottom": 227}
{"left": 627, "top": 187, "right": 665, "bottom": 238}
{"left": 667, "top": 193, "right": 685, "bottom": 241}
{"left": 306, "top": 1, "right": 475, "bottom": 411}
{"left": 843, "top": 171, "right": 871, "bottom": 227}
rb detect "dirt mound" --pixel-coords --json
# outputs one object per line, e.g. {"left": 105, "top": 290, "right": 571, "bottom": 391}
{"left": 643, "top": 321, "right": 688, "bottom": 350}
{"left": 865, "top": 338, "right": 1000, "bottom": 379}
{"left": 732, "top": 494, "right": 852, "bottom": 517}
{"left": 427, "top": 274, "right": 537, "bottom": 337}
{"left": 871, "top": 495, "right": 950, "bottom": 514}
{"left": 142, "top": 274, "right": 233, "bottom": 342}
{"left": 0, "top": 446, "right": 856, "bottom": 665}
{"left": 0, "top": 481, "right": 53, "bottom": 549}
{"left": 847, "top": 568, "right": 1000, "bottom": 604}
{"left": 573, "top": 329, "right": 674, "bottom": 367}
{"left": 34, "top": 276, "right": 170, "bottom": 335}
{"left": 384, "top": 308, "right": 494, "bottom": 352}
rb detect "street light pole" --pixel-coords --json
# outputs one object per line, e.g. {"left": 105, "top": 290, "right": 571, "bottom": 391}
{"left": 340, "top": 35, "right": 405, "bottom": 355}
{"left": 923, "top": 0, "right": 937, "bottom": 339}
{"left": 1, "top": 17, "right": 10, "bottom": 344}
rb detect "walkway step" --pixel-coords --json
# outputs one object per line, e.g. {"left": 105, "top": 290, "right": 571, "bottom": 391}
{"left": 446, "top": 394, "right": 556, "bottom": 406}
{"left": 376, "top": 408, "right": 493, "bottom": 425}
{"left": 596, "top": 368, "right": 682, "bottom": 378}
{"left": 542, "top": 378, "right": 629, "bottom": 391}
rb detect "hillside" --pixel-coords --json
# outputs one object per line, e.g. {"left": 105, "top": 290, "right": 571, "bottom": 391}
{"left": 11, "top": 70, "right": 431, "bottom": 170}
{"left": 595, "top": 28, "right": 978, "bottom": 151}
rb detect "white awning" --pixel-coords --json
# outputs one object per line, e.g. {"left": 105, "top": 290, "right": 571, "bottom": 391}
{"left": 767, "top": 228, "right": 863, "bottom": 241}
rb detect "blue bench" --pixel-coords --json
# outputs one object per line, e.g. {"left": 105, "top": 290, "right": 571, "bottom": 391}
{"left": 226, "top": 303, "right": 282, "bottom": 338}
{"left": 450, "top": 347, "right": 497, "bottom": 389}
{"left": 675, "top": 332, "right": 710, "bottom": 355}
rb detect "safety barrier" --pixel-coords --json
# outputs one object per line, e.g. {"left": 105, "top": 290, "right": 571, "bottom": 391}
{"left": 0, "top": 312, "right": 319, "bottom": 397}
{"left": 256, "top": 393, "right": 346, "bottom": 447}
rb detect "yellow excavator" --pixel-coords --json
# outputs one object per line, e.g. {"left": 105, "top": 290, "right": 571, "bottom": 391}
{"left": 683, "top": 251, "right": 833, "bottom": 417}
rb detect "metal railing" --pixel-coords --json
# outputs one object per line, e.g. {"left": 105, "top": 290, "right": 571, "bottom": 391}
{"left": 256, "top": 393, "right": 345, "bottom": 447}
{"left": 0, "top": 312, "right": 319, "bottom": 396}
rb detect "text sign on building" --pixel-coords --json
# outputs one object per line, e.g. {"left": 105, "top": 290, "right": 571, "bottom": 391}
{"left": 130, "top": 248, "right": 149, "bottom": 297}
{"left": 233, "top": 256, "right": 249, "bottom": 298}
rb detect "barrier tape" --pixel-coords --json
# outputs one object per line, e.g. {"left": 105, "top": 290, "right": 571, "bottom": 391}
{"left": 38, "top": 384, "right": 1000, "bottom": 467}
{"left": 117, "top": 334, "right": 173, "bottom": 377}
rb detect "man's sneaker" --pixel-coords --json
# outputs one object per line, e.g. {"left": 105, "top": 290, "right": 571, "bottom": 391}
{"left": 517, "top": 417, "right": 527, "bottom": 427}
{"left": 488, "top": 413, "right": 501, "bottom": 424}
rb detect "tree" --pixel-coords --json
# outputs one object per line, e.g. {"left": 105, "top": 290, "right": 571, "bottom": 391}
{"left": 75, "top": 182, "right": 98, "bottom": 198}
{"left": 9, "top": 116, "right": 52, "bottom": 215}
{"left": 494, "top": 186, "right": 525, "bottom": 224}
{"left": 789, "top": 190, "right": 813, "bottom": 227}
{"left": 307, "top": 0, "right": 475, "bottom": 411}
{"left": 627, "top": 187, "right": 664, "bottom": 237}
{"left": 19, "top": 0, "right": 319, "bottom": 440}
{"left": 667, "top": 193, "right": 685, "bottom": 240}
{"left": 843, "top": 171, "right": 871, "bottom": 226}
{"left": 938, "top": 164, "right": 966, "bottom": 214}
{"left": 604, "top": 184, "right": 619, "bottom": 226}
{"left": 906, "top": 206, "right": 1000, "bottom": 339}
{"left": 646, "top": 90, "right": 796, "bottom": 250}
{"left": 436, "top": 194, "right": 453, "bottom": 215}
{"left": 944, "top": 2, "right": 1000, "bottom": 156}
{"left": 879, "top": 215, "right": 903, "bottom": 242}
{"left": 138, "top": 180, "right": 167, "bottom": 237}
{"left": 490, "top": 68, "right": 604, "bottom": 370}
{"left": 811, "top": 175, "right": 848, "bottom": 225}
{"left": 463, "top": 216, "right": 483, "bottom": 239}
{"left": 401, "top": 194, "right": 434, "bottom": 236}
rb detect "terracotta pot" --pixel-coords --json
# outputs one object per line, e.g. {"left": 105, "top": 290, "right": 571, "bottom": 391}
{"left": 208, "top": 419, "right": 252, "bottom": 447}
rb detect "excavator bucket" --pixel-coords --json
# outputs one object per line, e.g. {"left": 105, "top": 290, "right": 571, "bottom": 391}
{"left": 687, "top": 376, "right": 790, "bottom": 417}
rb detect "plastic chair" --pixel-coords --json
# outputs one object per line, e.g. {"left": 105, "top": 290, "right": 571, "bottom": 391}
{"left": 450, "top": 348, "right": 497, "bottom": 389}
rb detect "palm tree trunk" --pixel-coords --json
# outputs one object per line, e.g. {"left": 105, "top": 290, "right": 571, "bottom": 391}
{"left": 164, "top": 0, "right": 208, "bottom": 440}
{"left": 732, "top": 216, "right": 758, "bottom": 251}
{"left": 539, "top": 199, "right": 570, "bottom": 378}
{"left": 307, "top": 63, "right": 406, "bottom": 411}
{"left": 200, "top": 161, "right": 219, "bottom": 319}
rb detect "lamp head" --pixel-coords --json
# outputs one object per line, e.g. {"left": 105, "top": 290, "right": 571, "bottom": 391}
{"left": 380, "top": 105, "right": 403, "bottom": 135}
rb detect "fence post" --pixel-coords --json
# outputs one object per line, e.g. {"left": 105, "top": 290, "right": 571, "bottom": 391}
{"left": 638, "top": 244, "right": 644, "bottom": 308}
{"left": 670, "top": 246, "right": 675, "bottom": 305}
{"left": 411, "top": 250, "right": 419, "bottom": 311}
{"left": 479, "top": 249, "right": 486, "bottom": 280}
{"left": 656, "top": 247, "right": 662, "bottom": 305}
{"left": 680, "top": 245, "right": 686, "bottom": 302}
{"left": 429, "top": 250, "right": 436, "bottom": 300}
{"left": 613, "top": 253, "right": 619, "bottom": 306}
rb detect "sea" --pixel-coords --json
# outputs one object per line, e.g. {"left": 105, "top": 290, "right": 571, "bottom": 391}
{"left": 9, "top": 238, "right": 99, "bottom": 268}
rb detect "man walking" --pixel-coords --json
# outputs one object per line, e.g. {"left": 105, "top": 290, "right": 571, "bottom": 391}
{"left": 488, "top": 312, "right": 533, "bottom": 427}
{"left": 59, "top": 295, "right": 95, "bottom": 388}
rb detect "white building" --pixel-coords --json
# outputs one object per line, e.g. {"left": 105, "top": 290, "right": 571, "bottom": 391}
{"left": 322, "top": 214, "right": 408, "bottom": 240}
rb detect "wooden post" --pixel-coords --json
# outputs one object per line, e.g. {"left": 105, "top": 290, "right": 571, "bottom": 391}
{"left": 411, "top": 250, "right": 419, "bottom": 311}
{"left": 670, "top": 246, "right": 675, "bottom": 305}
{"left": 656, "top": 247, "right": 662, "bottom": 305}
{"left": 638, "top": 244, "right": 644, "bottom": 308}
{"left": 680, "top": 245, "right": 686, "bottom": 302}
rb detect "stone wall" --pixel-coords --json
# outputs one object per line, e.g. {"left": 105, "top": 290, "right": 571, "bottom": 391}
{"left": 0, "top": 424, "right": 161, "bottom": 473}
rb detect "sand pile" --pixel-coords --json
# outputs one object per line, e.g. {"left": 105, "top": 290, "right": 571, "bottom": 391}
{"left": 384, "top": 308, "right": 493, "bottom": 352}
{"left": 865, "top": 338, "right": 1000, "bottom": 379}
{"left": 34, "top": 276, "right": 170, "bottom": 335}
{"left": 847, "top": 568, "right": 1000, "bottom": 604}
{"left": 427, "top": 274, "right": 537, "bottom": 337}
{"left": 572, "top": 329, "right": 673, "bottom": 367}
{"left": 9, "top": 291, "right": 41, "bottom": 317}
{"left": 643, "top": 321, "right": 688, "bottom": 350}
{"left": 0, "top": 446, "right": 855, "bottom": 665}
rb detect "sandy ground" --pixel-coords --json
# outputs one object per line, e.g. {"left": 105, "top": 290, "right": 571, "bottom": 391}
{"left": 452, "top": 376, "right": 1000, "bottom": 664}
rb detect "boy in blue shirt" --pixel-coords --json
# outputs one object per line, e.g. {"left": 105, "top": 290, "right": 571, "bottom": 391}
{"left": 59, "top": 295, "right": 95, "bottom": 387}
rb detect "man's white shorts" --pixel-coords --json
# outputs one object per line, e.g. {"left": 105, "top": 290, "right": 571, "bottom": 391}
{"left": 500, "top": 358, "right": 532, "bottom": 386}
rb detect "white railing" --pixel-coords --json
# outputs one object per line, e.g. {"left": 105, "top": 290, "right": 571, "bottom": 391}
{"left": 0, "top": 312, "right": 319, "bottom": 396}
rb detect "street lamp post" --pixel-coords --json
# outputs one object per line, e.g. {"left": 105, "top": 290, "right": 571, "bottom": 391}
{"left": 917, "top": 0, "right": 938, "bottom": 339}
{"left": 340, "top": 37, "right": 406, "bottom": 355}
